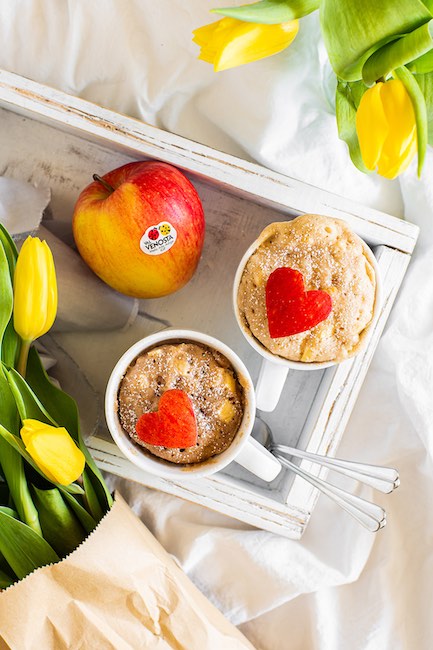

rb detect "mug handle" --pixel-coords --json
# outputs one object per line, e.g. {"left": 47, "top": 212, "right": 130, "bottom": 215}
{"left": 234, "top": 437, "right": 282, "bottom": 482}
{"left": 256, "top": 358, "right": 289, "bottom": 412}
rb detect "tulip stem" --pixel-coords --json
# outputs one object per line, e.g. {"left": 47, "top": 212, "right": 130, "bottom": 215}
{"left": 17, "top": 340, "right": 31, "bottom": 377}
{"left": 93, "top": 174, "right": 115, "bottom": 195}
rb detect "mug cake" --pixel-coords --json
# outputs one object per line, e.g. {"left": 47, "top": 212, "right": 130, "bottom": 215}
{"left": 118, "top": 341, "right": 245, "bottom": 464}
{"left": 236, "top": 214, "right": 377, "bottom": 363}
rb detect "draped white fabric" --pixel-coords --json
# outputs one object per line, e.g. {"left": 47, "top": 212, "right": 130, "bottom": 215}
{"left": 1, "top": 2, "right": 431, "bottom": 648}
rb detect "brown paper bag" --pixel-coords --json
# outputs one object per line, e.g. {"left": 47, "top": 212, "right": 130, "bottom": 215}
{"left": 0, "top": 493, "right": 255, "bottom": 650}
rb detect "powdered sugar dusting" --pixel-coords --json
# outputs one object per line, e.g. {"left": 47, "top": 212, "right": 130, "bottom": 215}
{"left": 118, "top": 342, "right": 244, "bottom": 464}
{"left": 237, "top": 214, "right": 377, "bottom": 363}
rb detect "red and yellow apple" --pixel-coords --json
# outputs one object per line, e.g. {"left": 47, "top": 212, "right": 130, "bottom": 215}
{"left": 72, "top": 161, "right": 205, "bottom": 298}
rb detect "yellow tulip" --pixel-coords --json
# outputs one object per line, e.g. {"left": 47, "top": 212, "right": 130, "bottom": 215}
{"left": 356, "top": 79, "right": 417, "bottom": 180}
{"left": 21, "top": 419, "right": 85, "bottom": 486}
{"left": 193, "top": 17, "right": 299, "bottom": 72}
{"left": 13, "top": 236, "right": 57, "bottom": 375}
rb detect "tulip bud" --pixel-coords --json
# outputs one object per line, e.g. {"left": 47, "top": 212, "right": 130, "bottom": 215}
{"left": 21, "top": 419, "right": 85, "bottom": 486}
{"left": 13, "top": 236, "right": 57, "bottom": 375}
{"left": 193, "top": 17, "right": 299, "bottom": 72}
{"left": 355, "top": 79, "right": 417, "bottom": 179}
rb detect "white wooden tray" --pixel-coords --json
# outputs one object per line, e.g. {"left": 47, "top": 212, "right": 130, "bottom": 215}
{"left": 0, "top": 69, "right": 418, "bottom": 538}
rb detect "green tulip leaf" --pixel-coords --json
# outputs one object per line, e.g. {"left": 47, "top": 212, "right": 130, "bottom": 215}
{"left": 0, "top": 364, "right": 20, "bottom": 433}
{"left": 0, "top": 482, "right": 9, "bottom": 505}
{"left": 26, "top": 346, "right": 113, "bottom": 511}
{"left": 320, "top": 0, "right": 432, "bottom": 81}
{"left": 32, "top": 486, "right": 86, "bottom": 556}
{"left": 0, "top": 241, "right": 13, "bottom": 351}
{"left": 6, "top": 365, "right": 58, "bottom": 424}
{"left": 0, "top": 228, "right": 22, "bottom": 368}
{"left": 0, "top": 509, "right": 58, "bottom": 580}
{"left": 2, "top": 320, "right": 21, "bottom": 369}
{"left": 0, "top": 544, "right": 15, "bottom": 578}
{"left": 408, "top": 45, "right": 433, "bottom": 73}
{"left": 60, "top": 489, "right": 97, "bottom": 534}
{"left": 363, "top": 20, "right": 433, "bottom": 86}
{"left": 25, "top": 347, "right": 79, "bottom": 434}
{"left": 212, "top": 0, "right": 319, "bottom": 23}
{"left": 0, "top": 224, "right": 18, "bottom": 274}
{"left": 335, "top": 79, "right": 369, "bottom": 172}
{"left": 83, "top": 470, "right": 104, "bottom": 521}
{"left": 0, "top": 229, "right": 19, "bottom": 366}
{"left": 413, "top": 70, "right": 433, "bottom": 143}
{"left": 0, "top": 366, "right": 42, "bottom": 535}
{"left": 394, "top": 65, "right": 428, "bottom": 175}
{"left": 0, "top": 567, "right": 15, "bottom": 589}
{"left": 0, "top": 506, "right": 19, "bottom": 519}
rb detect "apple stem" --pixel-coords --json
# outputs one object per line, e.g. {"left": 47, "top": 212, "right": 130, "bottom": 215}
{"left": 93, "top": 173, "right": 115, "bottom": 194}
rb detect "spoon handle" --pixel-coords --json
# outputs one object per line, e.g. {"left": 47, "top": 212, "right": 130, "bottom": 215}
{"left": 272, "top": 444, "right": 399, "bottom": 494}
{"left": 276, "top": 455, "right": 386, "bottom": 532}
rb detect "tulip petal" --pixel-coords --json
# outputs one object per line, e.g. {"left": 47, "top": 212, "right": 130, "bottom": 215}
{"left": 380, "top": 79, "right": 417, "bottom": 159}
{"left": 377, "top": 131, "right": 417, "bottom": 178}
{"left": 13, "top": 237, "right": 57, "bottom": 343}
{"left": 356, "top": 83, "right": 389, "bottom": 170}
{"left": 21, "top": 419, "right": 85, "bottom": 486}
{"left": 193, "top": 17, "right": 298, "bottom": 71}
{"left": 214, "top": 20, "right": 299, "bottom": 71}
{"left": 42, "top": 240, "right": 58, "bottom": 335}
{"left": 29, "top": 238, "right": 49, "bottom": 338}
{"left": 356, "top": 78, "right": 418, "bottom": 179}
{"left": 193, "top": 19, "right": 237, "bottom": 64}
{"left": 192, "top": 21, "right": 221, "bottom": 48}
{"left": 21, "top": 418, "right": 49, "bottom": 445}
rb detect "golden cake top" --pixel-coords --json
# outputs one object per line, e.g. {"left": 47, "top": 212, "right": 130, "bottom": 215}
{"left": 118, "top": 342, "right": 244, "bottom": 464}
{"left": 237, "top": 214, "right": 377, "bottom": 363}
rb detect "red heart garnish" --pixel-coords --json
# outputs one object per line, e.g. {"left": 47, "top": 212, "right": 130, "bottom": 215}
{"left": 135, "top": 389, "right": 197, "bottom": 448}
{"left": 266, "top": 267, "right": 332, "bottom": 338}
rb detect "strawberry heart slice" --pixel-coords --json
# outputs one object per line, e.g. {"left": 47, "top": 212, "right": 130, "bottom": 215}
{"left": 135, "top": 389, "right": 198, "bottom": 448}
{"left": 266, "top": 267, "right": 332, "bottom": 338}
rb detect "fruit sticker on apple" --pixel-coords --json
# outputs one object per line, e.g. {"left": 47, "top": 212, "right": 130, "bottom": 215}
{"left": 72, "top": 161, "right": 205, "bottom": 299}
{"left": 140, "top": 221, "right": 177, "bottom": 255}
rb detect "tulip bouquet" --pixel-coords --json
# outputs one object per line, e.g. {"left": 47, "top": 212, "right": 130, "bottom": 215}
{"left": 0, "top": 226, "right": 112, "bottom": 589}
{"left": 193, "top": 0, "right": 433, "bottom": 179}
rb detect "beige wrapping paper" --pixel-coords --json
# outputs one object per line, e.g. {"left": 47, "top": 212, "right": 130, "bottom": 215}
{"left": 0, "top": 493, "right": 255, "bottom": 650}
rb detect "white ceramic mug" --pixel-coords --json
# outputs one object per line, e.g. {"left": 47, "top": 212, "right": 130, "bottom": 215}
{"left": 105, "top": 329, "right": 282, "bottom": 482}
{"left": 233, "top": 229, "right": 382, "bottom": 412}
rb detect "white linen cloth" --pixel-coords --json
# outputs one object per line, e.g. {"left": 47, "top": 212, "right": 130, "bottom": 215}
{"left": 0, "top": 180, "right": 138, "bottom": 332}
{"left": 1, "top": 2, "right": 432, "bottom": 648}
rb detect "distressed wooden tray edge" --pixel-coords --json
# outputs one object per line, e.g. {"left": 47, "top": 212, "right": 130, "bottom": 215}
{"left": 0, "top": 68, "right": 419, "bottom": 254}
{"left": 0, "top": 69, "right": 418, "bottom": 539}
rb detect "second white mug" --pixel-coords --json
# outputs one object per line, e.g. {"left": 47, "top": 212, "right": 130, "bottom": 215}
{"left": 233, "top": 220, "right": 382, "bottom": 412}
